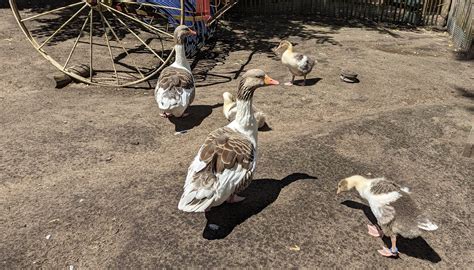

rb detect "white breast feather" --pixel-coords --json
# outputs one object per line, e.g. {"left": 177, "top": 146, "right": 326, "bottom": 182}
{"left": 367, "top": 191, "right": 401, "bottom": 220}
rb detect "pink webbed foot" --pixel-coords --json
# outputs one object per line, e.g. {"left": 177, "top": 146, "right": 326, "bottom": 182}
{"left": 367, "top": 224, "right": 382, "bottom": 237}
{"left": 377, "top": 247, "right": 399, "bottom": 257}
{"left": 226, "top": 194, "right": 245, "bottom": 203}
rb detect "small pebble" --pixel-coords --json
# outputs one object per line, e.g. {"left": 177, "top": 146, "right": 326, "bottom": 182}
{"left": 131, "top": 141, "right": 140, "bottom": 145}
{"left": 69, "top": 265, "right": 74, "bottom": 270}
{"left": 79, "top": 199, "right": 84, "bottom": 203}
{"left": 105, "top": 157, "right": 112, "bottom": 162}
{"left": 46, "top": 234, "right": 51, "bottom": 240}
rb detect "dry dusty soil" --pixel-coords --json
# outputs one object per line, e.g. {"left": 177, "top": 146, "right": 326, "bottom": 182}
{"left": 1, "top": 7, "right": 473, "bottom": 269}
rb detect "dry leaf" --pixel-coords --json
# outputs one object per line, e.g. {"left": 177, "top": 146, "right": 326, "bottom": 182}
{"left": 289, "top": 245, "right": 300, "bottom": 251}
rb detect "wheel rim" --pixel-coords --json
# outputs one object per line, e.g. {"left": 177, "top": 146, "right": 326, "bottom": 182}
{"left": 9, "top": 0, "right": 176, "bottom": 87}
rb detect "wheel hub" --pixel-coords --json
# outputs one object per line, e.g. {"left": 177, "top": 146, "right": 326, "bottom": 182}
{"left": 84, "top": 0, "right": 113, "bottom": 9}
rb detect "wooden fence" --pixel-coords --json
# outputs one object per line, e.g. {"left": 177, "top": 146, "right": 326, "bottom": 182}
{"left": 448, "top": 0, "right": 473, "bottom": 52}
{"left": 234, "top": 0, "right": 451, "bottom": 26}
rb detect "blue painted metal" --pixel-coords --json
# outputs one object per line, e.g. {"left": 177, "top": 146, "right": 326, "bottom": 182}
{"left": 137, "top": 0, "right": 217, "bottom": 56}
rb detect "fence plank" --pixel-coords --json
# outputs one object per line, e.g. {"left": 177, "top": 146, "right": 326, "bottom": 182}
{"left": 234, "top": 0, "right": 449, "bottom": 26}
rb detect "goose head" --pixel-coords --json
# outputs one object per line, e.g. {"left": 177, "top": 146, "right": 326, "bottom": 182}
{"left": 223, "top": 92, "right": 235, "bottom": 104}
{"left": 237, "top": 69, "right": 279, "bottom": 101}
{"left": 336, "top": 175, "right": 367, "bottom": 194}
{"left": 273, "top": 40, "right": 293, "bottom": 53}
{"left": 173, "top": 25, "right": 197, "bottom": 45}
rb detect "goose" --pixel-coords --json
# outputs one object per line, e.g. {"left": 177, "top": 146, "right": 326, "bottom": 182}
{"left": 337, "top": 175, "right": 438, "bottom": 257}
{"left": 274, "top": 40, "right": 315, "bottom": 86}
{"left": 222, "top": 92, "right": 267, "bottom": 129}
{"left": 155, "top": 25, "right": 196, "bottom": 118}
{"left": 178, "top": 69, "right": 279, "bottom": 212}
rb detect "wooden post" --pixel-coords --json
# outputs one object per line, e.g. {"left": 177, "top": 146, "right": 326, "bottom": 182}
{"left": 180, "top": 0, "right": 185, "bottom": 25}
{"left": 438, "top": 0, "right": 452, "bottom": 26}
{"left": 462, "top": 124, "right": 474, "bottom": 158}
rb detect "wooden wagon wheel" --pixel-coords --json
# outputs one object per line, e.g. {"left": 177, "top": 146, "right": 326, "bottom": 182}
{"left": 9, "top": 0, "right": 179, "bottom": 87}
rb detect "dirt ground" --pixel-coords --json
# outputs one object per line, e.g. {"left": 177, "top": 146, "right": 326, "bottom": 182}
{"left": 1, "top": 7, "right": 473, "bottom": 269}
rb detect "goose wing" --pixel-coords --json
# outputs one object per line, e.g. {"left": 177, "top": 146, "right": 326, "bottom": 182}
{"left": 155, "top": 66, "right": 194, "bottom": 110}
{"left": 178, "top": 127, "right": 256, "bottom": 212}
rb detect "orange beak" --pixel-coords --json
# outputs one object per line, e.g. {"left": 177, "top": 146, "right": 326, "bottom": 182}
{"left": 189, "top": 29, "right": 197, "bottom": 36}
{"left": 264, "top": 75, "right": 279, "bottom": 85}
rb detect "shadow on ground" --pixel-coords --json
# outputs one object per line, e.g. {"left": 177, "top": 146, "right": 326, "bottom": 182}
{"left": 203, "top": 173, "right": 317, "bottom": 240}
{"left": 292, "top": 77, "right": 322, "bottom": 86}
{"left": 169, "top": 103, "right": 222, "bottom": 132}
{"left": 341, "top": 200, "right": 442, "bottom": 263}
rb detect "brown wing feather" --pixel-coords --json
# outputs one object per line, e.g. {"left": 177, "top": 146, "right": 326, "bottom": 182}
{"left": 198, "top": 127, "right": 255, "bottom": 174}
{"left": 158, "top": 66, "right": 194, "bottom": 90}
{"left": 294, "top": 53, "right": 315, "bottom": 75}
{"left": 156, "top": 67, "right": 194, "bottom": 108}
{"left": 370, "top": 179, "right": 401, "bottom": 195}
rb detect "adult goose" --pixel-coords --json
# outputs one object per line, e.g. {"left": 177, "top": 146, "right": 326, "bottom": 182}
{"left": 337, "top": 175, "right": 438, "bottom": 257}
{"left": 155, "top": 25, "right": 196, "bottom": 118}
{"left": 275, "top": 40, "right": 315, "bottom": 86}
{"left": 178, "top": 69, "right": 279, "bottom": 212}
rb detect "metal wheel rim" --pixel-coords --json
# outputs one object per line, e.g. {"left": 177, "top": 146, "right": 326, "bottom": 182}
{"left": 9, "top": 0, "right": 175, "bottom": 87}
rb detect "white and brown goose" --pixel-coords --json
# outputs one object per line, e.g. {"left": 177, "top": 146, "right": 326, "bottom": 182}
{"left": 178, "top": 69, "right": 279, "bottom": 212}
{"left": 222, "top": 91, "right": 266, "bottom": 129}
{"left": 155, "top": 25, "right": 196, "bottom": 118}
{"left": 275, "top": 40, "right": 315, "bottom": 86}
{"left": 337, "top": 175, "right": 438, "bottom": 257}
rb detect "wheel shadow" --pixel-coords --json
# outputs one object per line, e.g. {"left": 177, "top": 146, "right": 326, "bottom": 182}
{"left": 169, "top": 103, "right": 222, "bottom": 132}
{"left": 203, "top": 173, "right": 317, "bottom": 240}
{"left": 341, "top": 200, "right": 441, "bottom": 263}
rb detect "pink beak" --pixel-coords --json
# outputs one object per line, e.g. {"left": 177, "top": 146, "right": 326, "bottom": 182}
{"left": 264, "top": 75, "right": 280, "bottom": 85}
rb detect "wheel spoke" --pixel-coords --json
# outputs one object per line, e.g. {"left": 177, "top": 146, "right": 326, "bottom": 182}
{"left": 180, "top": 0, "right": 185, "bottom": 25}
{"left": 100, "top": 3, "right": 173, "bottom": 38}
{"left": 99, "top": 10, "right": 119, "bottom": 85}
{"left": 38, "top": 4, "right": 88, "bottom": 49}
{"left": 109, "top": 11, "right": 164, "bottom": 63}
{"left": 115, "top": 0, "right": 188, "bottom": 12}
{"left": 100, "top": 9, "right": 145, "bottom": 79}
{"left": 64, "top": 10, "right": 91, "bottom": 69}
{"left": 21, "top": 1, "right": 83, "bottom": 22}
{"left": 90, "top": 9, "right": 93, "bottom": 82}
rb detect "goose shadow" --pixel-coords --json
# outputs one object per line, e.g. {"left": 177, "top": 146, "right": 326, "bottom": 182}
{"left": 292, "top": 77, "right": 322, "bottom": 86}
{"left": 203, "top": 173, "right": 317, "bottom": 240}
{"left": 169, "top": 103, "right": 222, "bottom": 132}
{"left": 258, "top": 123, "right": 272, "bottom": 132}
{"left": 341, "top": 200, "right": 441, "bottom": 263}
